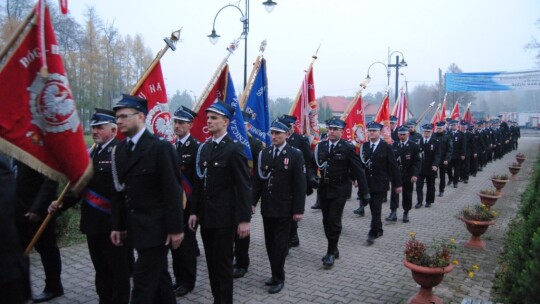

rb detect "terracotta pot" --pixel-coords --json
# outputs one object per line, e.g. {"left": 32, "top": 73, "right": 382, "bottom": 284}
{"left": 460, "top": 217, "right": 495, "bottom": 249}
{"left": 477, "top": 192, "right": 501, "bottom": 209}
{"left": 516, "top": 155, "right": 526, "bottom": 165}
{"left": 490, "top": 178, "right": 509, "bottom": 195}
{"left": 508, "top": 166, "right": 521, "bottom": 180}
{"left": 403, "top": 259, "right": 454, "bottom": 304}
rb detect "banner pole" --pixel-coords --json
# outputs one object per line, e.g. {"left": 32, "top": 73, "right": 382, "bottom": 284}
{"left": 0, "top": 8, "right": 35, "bottom": 63}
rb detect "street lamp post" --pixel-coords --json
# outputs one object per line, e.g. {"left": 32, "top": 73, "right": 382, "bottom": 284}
{"left": 387, "top": 51, "right": 407, "bottom": 102}
{"left": 208, "top": 0, "right": 277, "bottom": 90}
{"left": 366, "top": 61, "right": 389, "bottom": 85}
{"left": 400, "top": 72, "right": 408, "bottom": 101}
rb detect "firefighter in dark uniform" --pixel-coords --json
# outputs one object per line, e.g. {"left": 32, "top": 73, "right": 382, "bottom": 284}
{"left": 389, "top": 115, "right": 399, "bottom": 142}
{"left": 232, "top": 112, "right": 264, "bottom": 279}
{"left": 492, "top": 119, "right": 502, "bottom": 160}
{"left": 110, "top": 94, "right": 184, "bottom": 304}
{"left": 360, "top": 121, "right": 401, "bottom": 245}
{"left": 279, "top": 114, "right": 313, "bottom": 248}
{"left": 311, "top": 117, "right": 370, "bottom": 266}
{"left": 469, "top": 122, "right": 484, "bottom": 177}
{"left": 15, "top": 163, "right": 61, "bottom": 303}
{"left": 49, "top": 109, "right": 131, "bottom": 304}
{"left": 406, "top": 119, "right": 423, "bottom": 144}
{"left": 485, "top": 120, "right": 495, "bottom": 163}
{"left": 459, "top": 120, "right": 473, "bottom": 183}
{"left": 253, "top": 119, "right": 306, "bottom": 293}
{"left": 447, "top": 119, "right": 466, "bottom": 188}
{"left": 434, "top": 121, "right": 452, "bottom": 197}
{"left": 415, "top": 124, "right": 441, "bottom": 209}
{"left": 171, "top": 106, "right": 200, "bottom": 297}
{"left": 386, "top": 126, "right": 421, "bottom": 223}
{"left": 188, "top": 101, "right": 252, "bottom": 304}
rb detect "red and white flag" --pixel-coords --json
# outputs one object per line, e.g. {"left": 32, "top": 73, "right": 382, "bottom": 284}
{"left": 450, "top": 101, "right": 460, "bottom": 121}
{"left": 440, "top": 93, "right": 447, "bottom": 122}
{"left": 0, "top": 5, "right": 91, "bottom": 192}
{"left": 343, "top": 93, "right": 366, "bottom": 152}
{"left": 133, "top": 61, "right": 175, "bottom": 142}
{"left": 393, "top": 89, "right": 408, "bottom": 126}
{"left": 375, "top": 91, "right": 393, "bottom": 144}
{"left": 290, "top": 67, "right": 320, "bottom": 147}
{"left": 462, "top": 105, "right": 473, "bottom": 125}
{"left": 190, "top": 64, "right": 229, "bottom": 142}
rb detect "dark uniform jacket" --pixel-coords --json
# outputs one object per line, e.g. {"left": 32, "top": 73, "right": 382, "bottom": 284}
{"left": 111, "top": 129, "right": 184, "bottom": 250}
{"left": 15, "top": 162, "right": 58, "bottom": 217}
{"left": 176, "top": 135, "right": 200, "bottom": 215}
{"left": 449, "top": 130, "right": 467, "bottom": 159}
{"left": 191, "top": 135, "right": 252, "bottom": 229}
{"left": 253, "top": 144, "right": 306, "bottom": 218}
{"left": 310, "top": 139, "right": 369, "bottom": 199}
{"left": 248, "top": 135, "right": 264, "bottom": 201}
{"left": 434, "top": 132, "right": 453, "bottom": 164}
{"left": 419, "top": 137, "right": 441, "bottom": 176}
{"left": 287, "top": 132, "right": 313, "bottom": 194}
{"left": 360, "top": 140, "right": 402, "bottom": 193}
{"left": 392, "top": 140, "right": 421, "bottom": 180}
{"left": 63, "top": 140, "right": 118, "bottom": 235}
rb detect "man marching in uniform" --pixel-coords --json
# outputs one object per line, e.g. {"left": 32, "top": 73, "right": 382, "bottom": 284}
{"left": 171, "top": 106, "right": 200, "bottom": 297}
{"left": 415, "top": 124, "right": 441, "bottom": 209}
{"left": 49, "top": 109, "right": 131, "bottom": 304}
{"left": 253, "top": 119, "right": 306, "bottom": 293}
{"left": 188, "top": 101, "right": 252, "bottom": 304}
{"left": 110, "top": 94, "right": 184, "bottom": 304}
{"left": 434, "top": 121, "right": 453, "bottom": 197}
{"left": 447, "top": 119, "right": 466, "bottom": 188}
{"left": 386, "top": 126, "right": 421, "bottom": 223}
{"left": 311, "top": 117, "right": 370, "bottom": 265}
{"left": 361, "top": 121, "right": 401, "bottom": 245}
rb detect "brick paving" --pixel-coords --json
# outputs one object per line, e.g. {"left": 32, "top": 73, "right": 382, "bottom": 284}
{"left": 30, "top": 137, "right": 539, "bottom": 304}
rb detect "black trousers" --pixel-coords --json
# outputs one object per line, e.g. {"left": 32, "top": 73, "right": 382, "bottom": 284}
{"left": 87, "top": 234, "right": 131, "bottom": 304}
{"left": 201, "top": 227, "right": 236, "bottom": 304}
{"left": 16, "top": 216, "right": 62, "bottom": 292}
{"left": 368, "top": 192, "right": 385, "bottom": 237}
{"left": 172, "top": 224, "right": 197, "bottom": 289}
{"left": 460, "top": 156, "right": 470, "bottom": 180}
{"left": 417, "top": 173, "right": 436, "bottom": 205}
{"left": 233, "top": 234, "right": 250, "bottom": 269}
{"left": 320, "top": 195, "right": 347, "bottom": 253}
{"left": 449, "top": 159, "right": 461, "bottom": 185}
{"left": 262, "top": 217, "right": 291, "bottom": 284}
{"left": 131, "top": 245, "right": 175, "bottom": 304}
{"left": 470, "top": 155, "right": 479, "bottom": 175}
{"left": 438, "top": 164, "right": 447, "bottom": 193}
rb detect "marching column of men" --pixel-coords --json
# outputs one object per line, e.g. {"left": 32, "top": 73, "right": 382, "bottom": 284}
{"left": 15, "top": 91, "right": 520, "bottom": 304}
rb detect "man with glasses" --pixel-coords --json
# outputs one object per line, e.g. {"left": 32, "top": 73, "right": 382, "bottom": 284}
{"left": 360, "top": 121, "right": 401, "bottom": 245}
{"left": 386, "top": 126, "right": 421, "bottom": 223}
{"left": 252, "top": 119, "right": 306, "bottom": 293}
{"left": 311, "top": 117, "right": 369, "bottom": 267}
{"left": 110, "top": 94, "right": 184, "bottom": 304}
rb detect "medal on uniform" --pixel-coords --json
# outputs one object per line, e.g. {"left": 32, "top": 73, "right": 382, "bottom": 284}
{"left": 186, "top": 141, "right": 190, "bottom": 147}
{"left": 107, "top": 146, "right": 112, "bottom": 153}
{"left": 284, "top": 157, "right": 289, "bottom": 169}
{"left": 283, "top": 150, "right": 286, "bottom": 155}
{"left": 203, "top": 161, "right": 207, "bottom": 167}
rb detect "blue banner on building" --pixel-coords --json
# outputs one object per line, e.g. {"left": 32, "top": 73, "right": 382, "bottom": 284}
{"left": 445, "top": 70, "right": 540, "bottom": 92}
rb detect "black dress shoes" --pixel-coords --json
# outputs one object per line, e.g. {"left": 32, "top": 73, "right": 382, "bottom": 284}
{"left": 175, "top": 285, "right": 193, "bottom": 297}
{"left": 366, "top": 235, "right": 376, "bottom": 245}
{"left": 268, "top": 282, "right": 284, "bottom": 294}
{"left": 425, "top": 203, "right": 432, "bottom": 208}
{"left": 33, "top": 290, "right": 64, "bottom": 303}
{"left": 233, "top": 267, "right": 248, "bottom": 278}
{"left": 385, "top": 210, "right": 397, "bottom": 221}
{"left": 311, "top": 201, "right": 321, "bottom": 209}
{"left": 322, "top": 254, "right": 336, "bottom": 268}
{"left": 453, "top": 184, "right": 458, "bottom": 188}
{"left": 414, "top": 202, "right": 423, "bottom": 209}
{"left": 438, "top": 192, "right": 444, "bottom": 197}
{"left": 265, "top": 278, "right": 276, "bottom": 286}
{"left": 353, "top": 206, "right": 365, "bottom": 216}
{"left": 403, "top": 211, "right": 409, "bottom": 223}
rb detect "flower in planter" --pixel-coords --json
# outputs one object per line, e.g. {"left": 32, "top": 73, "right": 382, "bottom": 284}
{"left": 491, "top": 173, "right": 509, "bottom": 180}
{"left": 459, "top": 204, "right": 498, "bottom": 221}
{"left": 404, "top": 232, "right": 456, "bottom": 268}
{"left": 479, "top": 188, "right": 498, "bottom": 196}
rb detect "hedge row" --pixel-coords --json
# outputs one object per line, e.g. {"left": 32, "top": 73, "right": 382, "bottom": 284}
{"left": 494, "top": 156, "right": 540, "bottom": 303}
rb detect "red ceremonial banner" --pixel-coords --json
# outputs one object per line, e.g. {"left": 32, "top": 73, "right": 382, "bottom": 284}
{"left": 191, "top": 64, "right": 229, "bottom": 142}
{"left": 450, "top": 102, "right": 461, "bottom": 121}
{"left": 343, "top": 94, "right": 366, "bottom": 152}
{"left": 0, "top": 6, "right": 91, "bottom": 192}
{"left": 133, "top": 61, "right": 175, "bottom": 142}
{"left": 290, "top": 67, "right": 320, "bottom": 147}
{"left": 375, "top": 93, "right": 393, "bottom": 144}
{"left": 440, "top": 94, "right": 447, "bottom": 122}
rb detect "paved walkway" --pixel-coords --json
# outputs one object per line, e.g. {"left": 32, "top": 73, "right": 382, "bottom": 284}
{"left": 30, "top": 137, "right": 539, "bottom": 304}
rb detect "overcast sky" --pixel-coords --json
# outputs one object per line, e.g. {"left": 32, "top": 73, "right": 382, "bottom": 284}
{"left": 67, "top": 0, "right": 540, "bottom": 100}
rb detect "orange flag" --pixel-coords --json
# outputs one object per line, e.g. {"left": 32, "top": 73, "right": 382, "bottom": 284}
{"left": 375, "top": 92, "right": 392, "bottom": 143}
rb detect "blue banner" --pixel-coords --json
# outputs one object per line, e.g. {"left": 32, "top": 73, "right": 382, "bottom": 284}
{"left": 244, "top": 58, "right": 271, "bottom": 146}
{"left": 224, "top": 72, "right": 253, "bottom": 160}
{"left": 446, "top": 70, "right": 540, "bottom": 92}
